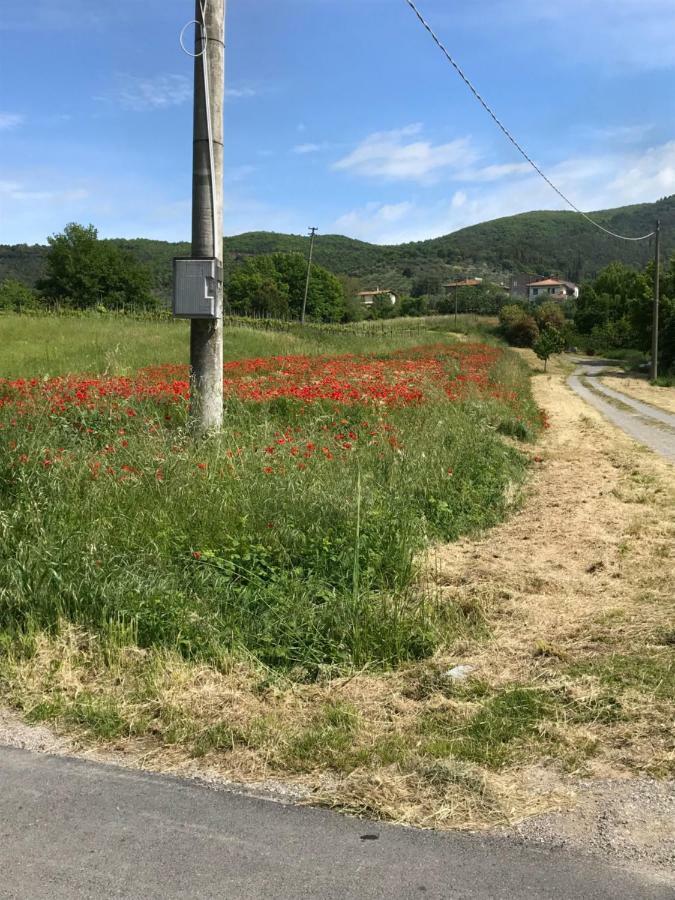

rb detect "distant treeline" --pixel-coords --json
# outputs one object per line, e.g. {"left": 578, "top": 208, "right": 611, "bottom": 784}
{"left": 3, "top": 194, "right": 675, "bottom": 299}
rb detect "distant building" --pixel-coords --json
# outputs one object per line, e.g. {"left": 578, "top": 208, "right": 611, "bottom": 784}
{"left": 443, "top": 278, "right": 483, "bottom": 291}
{"left": 357, "top": 288, "right": 397, "bottom": 307}
{"left": 509, "top": 273, "right": 545, "bottom": 299}
{"left": 527, "top": 278, "right": 579, "bottom": 302}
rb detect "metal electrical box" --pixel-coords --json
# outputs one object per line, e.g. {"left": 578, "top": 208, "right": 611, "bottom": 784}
{"left": 173, "top": 258, "right": 219, "bottom": 319}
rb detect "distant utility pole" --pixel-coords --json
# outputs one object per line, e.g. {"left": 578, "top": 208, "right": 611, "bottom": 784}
{"left": 454, "top": 285, "right": 458, "bottom": 326}
{"left": 650, "top": 219, "right": 661, "bottom": 381}
{"left": 301, "top": 227, "right": 318, "bottom": 325}
{"left": 190, "top": 0, "right": 225, "bottom": 432}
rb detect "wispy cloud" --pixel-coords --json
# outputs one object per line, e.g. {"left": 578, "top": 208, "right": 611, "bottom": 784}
{"left": 333, "top": 125, "right": 533, "bottom": 185}
{"left": 579, "top": 123, "right": 654, "bottom": 145}
{"left": 226, "top": 86, "right": 259, "bottom": 100}
{"left": 0, "top": 178, "right": 89, "bottom": 205}
{"left": 335, "top": 201, "right": 414, "bottom": 237}
{"left": 330, "top": 140, "right": 675, "bottom": 243}
{"left": 293, "top": 143, "right": 322, "bottom": 155}
{"left": 99, "top": 74, "right": 191, "bottom": 112}
{"left": 0, "top": 112, "right": 25, "bottom": 131}
{"left": 334, "top": 124, "right": 478, "bottom": 184}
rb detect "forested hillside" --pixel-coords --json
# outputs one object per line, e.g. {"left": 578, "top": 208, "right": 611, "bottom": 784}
{"left": 2, "top": 195, "right": 673, "bottom": 300}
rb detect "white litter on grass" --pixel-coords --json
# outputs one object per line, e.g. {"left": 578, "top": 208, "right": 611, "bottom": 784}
{"left": 445, "top": 665, "right": 474, "bottom": 681}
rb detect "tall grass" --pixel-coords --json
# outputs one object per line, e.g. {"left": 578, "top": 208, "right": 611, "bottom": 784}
{"left": 0, "top": 316, "right": 536, "bottom": 675}
{"left": 0, "top": 312, "right": 496, "bottom": 379}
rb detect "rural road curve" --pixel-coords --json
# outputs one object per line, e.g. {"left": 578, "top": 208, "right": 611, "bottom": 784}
{"left": 568, "top": 360, "right": 675, "bottom": 463}
{"left": 1, "top": 746, "right": 671, "bottom": 899}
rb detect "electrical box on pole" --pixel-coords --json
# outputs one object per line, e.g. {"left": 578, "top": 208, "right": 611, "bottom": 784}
{"left": 173, "top": 258, "right": 221, "bottom": 319}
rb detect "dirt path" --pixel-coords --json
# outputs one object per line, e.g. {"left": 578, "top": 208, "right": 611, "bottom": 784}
{"left": 568, "top": 360, "right": 675, "bottom": 463}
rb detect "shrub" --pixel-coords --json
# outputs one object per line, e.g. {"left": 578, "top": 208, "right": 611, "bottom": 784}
{"left": 499, "top": 304, "right": 540, "bottom": 347}
{"left": 0, "top": 279, "right": 40, "bottom": 313}
{"left": 534, "top": 301, "right": 565, "bottom": 332}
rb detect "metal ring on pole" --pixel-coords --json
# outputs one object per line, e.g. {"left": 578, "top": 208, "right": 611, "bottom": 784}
{"left": 179, "top": 19, "right": 207, "bottom": 57}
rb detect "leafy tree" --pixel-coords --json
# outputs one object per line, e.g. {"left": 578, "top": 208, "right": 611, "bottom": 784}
{"left": 411, "top": 274, "right": 441, "bottom": 298}
{"left": 499, "top": 304, "right": 540, "bottom": 347}
{"left": 227, "top": 271, "right": 290, "bottom": 317}
{"left": 370, "top": 293, "right": 398, "bottom": 319}
{"left": 38, "top": 223, "right": 155, "bottom": 309}
{"left": 575, "top": 262, "right": 649, "bottom": 334}
{"left": 399, "top": 294, "right": 428, "bottom": 317}
{"left": 0, "top": 279, "right": 39, "bottom": 312}
{"left": 533, "top": 327, "right": 565, "bottom": 371}
{"left": 226, "top": 253, "right": 345, "bottom": 321}
{"left": 534, "top": 300, "right": 565, "bottom": 332}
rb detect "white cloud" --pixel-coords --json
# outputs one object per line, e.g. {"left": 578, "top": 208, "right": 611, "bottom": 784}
{"left": 293, "top": 143, "right": 322, "bottom": 155}
{"left": 330, "top": 140, "right": 675, "bottom": 243}
{"left": 580, "top": 123, "right": 654, "bottom": 145}
{"left": 333, "top": 126, "right": 532, "bottom": 185}
{"left": 100, "top": 74, "right": 191, "bottom": 112}
{"left": 335, "top": 201, "right": 413, "bottom": 236}
{"left": 0, "top": 179, "right": 88, "bottom": 204}
{"left": 226, "top": 87, "right": 258, "bottom": 100}
{"left": 333, "top": 124, "right": 478, "bottom": 184}
{"left": 0, "top": 112, "right": 24, "bottom": 131}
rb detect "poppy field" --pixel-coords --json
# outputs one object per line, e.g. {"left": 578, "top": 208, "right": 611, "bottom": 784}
{"left": 0, "top": 322, "right": 541, "bottom": 674}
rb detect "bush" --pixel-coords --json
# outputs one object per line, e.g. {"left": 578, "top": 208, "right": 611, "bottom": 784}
{"left": 499, "top": 304, "right": 540, "bottom": 347}
{"left": 0, "top": 279, "right": 40, "bottom": 313}
{"left": 534, "top": 301, "right": 565, "bottom": 332}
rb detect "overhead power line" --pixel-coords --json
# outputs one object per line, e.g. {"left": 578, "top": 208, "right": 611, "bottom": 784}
{"left": 402, "top": 0, "right": 655, "bottom": 243}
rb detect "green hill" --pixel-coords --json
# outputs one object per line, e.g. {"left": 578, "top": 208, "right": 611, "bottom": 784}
{"left": 2, "top": 195, "right": 673, "bottom": 299}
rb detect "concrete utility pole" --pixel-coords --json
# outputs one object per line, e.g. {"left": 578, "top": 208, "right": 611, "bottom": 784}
{"left": 650, "top": 219, "right": 661, "bottom": 381}
{"left": 301, "top": 227, "right": 318, "bottom": 325}
{"left": 190, "top": 0, "right": 225, "bottom": 432}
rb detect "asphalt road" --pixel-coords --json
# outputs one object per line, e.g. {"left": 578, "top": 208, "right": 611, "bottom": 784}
{"left": 568, "top": 360, "right": 675, "bottom": 463}
{"left": 1, "top": 746, "right": 671, "bottom": 899}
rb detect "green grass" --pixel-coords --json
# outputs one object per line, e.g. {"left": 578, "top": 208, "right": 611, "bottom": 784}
{"left": 0, "top": 313, "right": 537, "bottom": 678}
{"left": 0, "top": 312, "right": 492, "bottom": 380}
{"left": 418, "top": 687, "right": 554, "bottom": 768}
{"left": 569, "top": 651, "right": 674, "bottom": 701}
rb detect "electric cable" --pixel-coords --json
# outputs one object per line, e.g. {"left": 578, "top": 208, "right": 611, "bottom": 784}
{"left": 403, "top": 0, "right": 655, "bottom": 242}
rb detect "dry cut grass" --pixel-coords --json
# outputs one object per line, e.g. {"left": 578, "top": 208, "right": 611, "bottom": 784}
{"left": 600, "top": 372, "right": 675, "bottom": 415}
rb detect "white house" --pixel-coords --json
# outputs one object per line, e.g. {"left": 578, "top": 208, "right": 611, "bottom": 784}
{"left": 527, "top": 278, "right": 579, "bottom": 302}
{"left": 357, "top": 288, "right": 397, "bottom": 308}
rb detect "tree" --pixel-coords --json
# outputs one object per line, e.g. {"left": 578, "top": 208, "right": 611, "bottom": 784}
{"left": 411, "top": 274, "right": 441, "bottom": 298}
{"left": 399, "top": 294, "right": 428, "bottom": 317}
{"left": 499, "top": 304, "right": 540, "bottom": 347}
{"left": 534, "top": 300, "right": 565, "bottom": 332}
{"left": 370, "top": 293, "right": 397, "bottom": 319}
{"left": 0, "top": 279, "right": 39, "bottom": 312}
{"left": 534, "top": 327, "right": 566, "bottom": 371}
{"left": 38, "top": 223, "right": 155, "bottom": 310}
{"left": 227, "top": 271, "right": 289, "bottom": 317}
{"left": 225, "top": 253, "right": 345, "bottom": 321}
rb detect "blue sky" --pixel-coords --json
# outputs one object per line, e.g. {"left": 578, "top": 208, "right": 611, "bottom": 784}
{"left": 1, "top": 0, "right": 674, "bottom": 245}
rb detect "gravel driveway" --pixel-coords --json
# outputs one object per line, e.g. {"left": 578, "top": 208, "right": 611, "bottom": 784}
{"left": 568, "top": 360, "right": 675, "bottom": 463}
